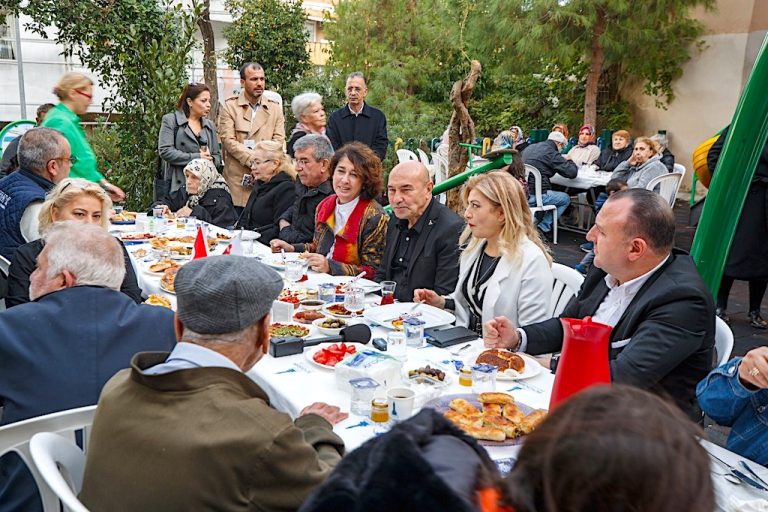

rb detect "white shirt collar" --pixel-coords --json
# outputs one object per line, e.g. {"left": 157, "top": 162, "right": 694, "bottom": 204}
{"left": 603, "top": 255, "right": 669, "bottom": 292}
{"left": 142, "top": 342, "right": 241, "bottom": 375}
{"left": 348, "top": 103, "right": 365, "bottom": 116}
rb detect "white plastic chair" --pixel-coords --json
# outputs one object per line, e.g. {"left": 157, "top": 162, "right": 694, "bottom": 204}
{"left": 548, "top": 263, "right": 584, "bottom": 317}
{"left": 525, "top": 164, "right": 558, "bottom": 244}
{"left": 714, "top": 317, "right": 734, "bottom": 367}
{"left": 416, "top": 148, "right": 436, "bottom": 179}
{"left": 396, "top": 149, "right": 418, "bottom": 164}
{"left": 432, "top": 153, "right": 449, "bottom": 204}
{"left": 646, "top": 172, "right": 683, "bottom": 207}
{"left": 0, "top": 406, "right": 96, "bottom": 512}
{"left": 29, "top": 433, "right": 89, "bottom": 512}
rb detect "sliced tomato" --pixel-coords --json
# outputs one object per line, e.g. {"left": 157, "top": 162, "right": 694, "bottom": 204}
{"left": 313, "top": 351, "right": 328, "bottom": 364}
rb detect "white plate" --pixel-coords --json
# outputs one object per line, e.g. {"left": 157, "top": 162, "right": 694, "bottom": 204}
{"left": 363, "top": 303, "right": 455, "bottom": 330}
{"left": 322, "top": 303, "right": 364, "bottom": 319}
{"left": 462, "top": 350, "right": 543, "bottom": 381}
{"left": 304, "top": 275, "right": 382, "bottom": 294}
{"left": 159, "top": 280, "right": 176, "bottom": 295}
{"left": 141, "top": 261, "right": 181, "bottom": 276}
{"left": 304, "top": 342, "right": 372, "bottom": 370}
{"left": 269, "top": 322, "right": 312, "bottom": 338}
{"left": 265, "top": 253, "right": 306, "bottom": 270}
{"left": 312, "top": 317, "right": 348, "bottom": 336}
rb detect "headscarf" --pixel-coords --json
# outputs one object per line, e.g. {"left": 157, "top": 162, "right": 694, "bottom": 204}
{"left": 510, "top": 126, "right": 524, "bottom": 145}
{"left": 577, "top": 124, "right": 596, "bottom": 147}
{"left": 184, "top": 158, "right": 229, "bottom": 208}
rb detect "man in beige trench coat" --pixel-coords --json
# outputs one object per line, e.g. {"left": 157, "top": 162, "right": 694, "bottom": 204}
{"left": 219, "top": 62, "right": 286, "bottom": 207}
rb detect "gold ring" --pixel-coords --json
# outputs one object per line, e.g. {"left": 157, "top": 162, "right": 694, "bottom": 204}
{"left": 749, "top": 367, "right": 760, "bottom": 377}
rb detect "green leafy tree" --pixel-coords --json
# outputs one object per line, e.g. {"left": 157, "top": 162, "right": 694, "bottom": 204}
{"left": 2, "top": 0, "right": 199, "bottom": 209}
{"left": 223, "top": 0, "right": 310, "bottom": 93}
{"left": 470, "top": 0, "right": 715, "bottom": 127}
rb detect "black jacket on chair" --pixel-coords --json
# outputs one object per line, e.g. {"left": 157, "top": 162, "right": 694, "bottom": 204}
{"left": 151, "top": 187, "right": 237, "bottom": 229}
{"left": 238, "top": 171, "right": 296, "bottom": 241}
{"left": 374, "top": 198, "right": 464, "bottom": 302}
{"left": 522, "top": 249, "right": 715, "bottom": 419}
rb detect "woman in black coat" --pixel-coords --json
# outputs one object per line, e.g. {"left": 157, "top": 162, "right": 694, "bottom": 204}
{"left": 237, "top": 140, "right": 297, "bottom": 240}
{"left": 6, "top": 178, "right": 143, "bottom": 307}
{"left": 708, "top": 125, "right": 768, "bottom": 328}
{"left": 152, "top": 159, "right": 237, "bottom": 229}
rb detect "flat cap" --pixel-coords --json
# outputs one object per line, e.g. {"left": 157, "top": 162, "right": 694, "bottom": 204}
{"left": 547, "top": 131, "right": 568, "bottom": 144}
{"left": 175, "top": 255, "right": 283, "bottom": 334}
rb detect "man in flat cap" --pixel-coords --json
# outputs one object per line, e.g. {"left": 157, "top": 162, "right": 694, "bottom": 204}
{"left": 80, "top": 256, "right": 347, "bottom": 511}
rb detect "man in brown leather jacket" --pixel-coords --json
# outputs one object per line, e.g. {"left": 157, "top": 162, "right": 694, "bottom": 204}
{"left": 219, "top": 62, "right": 286, "bottom": 207}
{"left": 80, "top": 256, "right": 346, "bottom": 511}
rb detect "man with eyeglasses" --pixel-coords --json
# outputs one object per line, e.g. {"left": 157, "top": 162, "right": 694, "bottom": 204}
{"left": 326, "top": 72, "right": 388, "bottom": 162}
{"left": 270, "top": 134, "right": 334, "bottom": 251}
{"left": 0, "top": 127, "right": 72, "bottom": 260}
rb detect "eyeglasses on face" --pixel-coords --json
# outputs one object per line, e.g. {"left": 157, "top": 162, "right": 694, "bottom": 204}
{"left": 74, "top": 89, "right": 93, "bottom": 100}
{"left": 50, "top": 155, "right": 78, "bottom": 166}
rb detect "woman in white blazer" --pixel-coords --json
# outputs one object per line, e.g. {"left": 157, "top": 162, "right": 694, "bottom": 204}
{"left": 415, "top": 171, "right": 553, "bottom": 333}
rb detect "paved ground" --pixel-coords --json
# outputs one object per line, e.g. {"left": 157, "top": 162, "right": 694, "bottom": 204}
{"left": 547, "top": 199, "right": 768, "bottom": 359}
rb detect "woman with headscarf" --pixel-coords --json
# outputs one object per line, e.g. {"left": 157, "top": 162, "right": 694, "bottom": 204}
{"left": 566, "top": 124, "right": 600, "bottom": 166}
{"left": 492, "top": 125, "right": 528, "bottom": 153}
{"left": 151, "top": 159, "right": 237, "bottom": 228}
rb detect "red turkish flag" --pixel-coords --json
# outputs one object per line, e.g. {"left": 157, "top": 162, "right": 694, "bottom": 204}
{"left": 192, "top": 226, "right": 208, "bottom": 260}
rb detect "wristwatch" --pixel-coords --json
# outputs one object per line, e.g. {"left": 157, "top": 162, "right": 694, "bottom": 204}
{"left": 550, "top": 354, "right": 561, "bottom": 373}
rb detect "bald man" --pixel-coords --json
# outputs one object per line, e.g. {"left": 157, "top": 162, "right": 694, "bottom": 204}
{"left": 375, "top": 161, "right": 464, "bottom": 302}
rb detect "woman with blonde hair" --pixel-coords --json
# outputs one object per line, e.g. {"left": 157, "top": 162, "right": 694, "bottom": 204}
{"left": 151, "top": 158, "right": 237, "bottom": 228}
{"left": 415, "top": 171, "right": 553, "bottom": 332}
{"left": 237, "top": 140, "right": 297, "bottom": 239}
{"left": 41, "top": 72, "right": 125, "bottom": 202}
{"left": 6, "top": 178, "right": 142, "bottom": 307}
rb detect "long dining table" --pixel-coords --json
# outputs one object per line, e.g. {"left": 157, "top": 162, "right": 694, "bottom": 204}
{"left": 114, "top": 220, "right": 768, "bottom": 509}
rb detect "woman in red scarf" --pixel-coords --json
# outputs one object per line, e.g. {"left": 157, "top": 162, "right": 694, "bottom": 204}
{"left": 277, "top": 142, "right": 388, "bottom": 278}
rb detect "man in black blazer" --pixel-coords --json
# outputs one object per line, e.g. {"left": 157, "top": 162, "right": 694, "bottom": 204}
{"left": 375, "top": 161, "right": 464, "bottom": 302}
{"left": 485, "top": 189, "right": 715, "bottom": 418}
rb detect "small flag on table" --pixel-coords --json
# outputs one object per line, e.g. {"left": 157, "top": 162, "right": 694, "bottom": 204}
{"left": 223, "top": 231, "right": 243, "bottom": 256}
{"left": 192, "top": 226, "right": 208, "bottom": 260}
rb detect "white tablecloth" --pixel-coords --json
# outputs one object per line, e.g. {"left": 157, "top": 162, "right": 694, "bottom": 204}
{"left": 551, "top": 169, "right": 612, "bottom": 189}
{"left": 118, "top": 221, "right": 766, "bottom": 508}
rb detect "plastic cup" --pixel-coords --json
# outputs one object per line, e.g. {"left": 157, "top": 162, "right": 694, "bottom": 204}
{"left": 472, "top": 364, "right": 497, "bottom": 394}
{"left": 349, "top": 378, "right": 379, "bottom": 416}
{"left": 404, "top": 318, "right": 425, "bottom": 348}
{"left": 387, "top": 331, "right": 406, "bottom": 361}
{"left": 152, "top": 206, "right": 164, "bottom": 218}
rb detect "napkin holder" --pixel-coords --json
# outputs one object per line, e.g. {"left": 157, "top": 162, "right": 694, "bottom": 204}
{"left": 269, "top": 324, "right": 372, "bottom": 358}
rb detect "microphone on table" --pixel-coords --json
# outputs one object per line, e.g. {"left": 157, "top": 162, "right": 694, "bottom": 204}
{"left": 269, "top": 324, "right": 372, "bottom": 358}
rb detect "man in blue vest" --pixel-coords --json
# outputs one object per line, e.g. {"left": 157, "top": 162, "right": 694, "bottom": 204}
{"left": 0, "top": 127, "right": 72, "bottom": 261}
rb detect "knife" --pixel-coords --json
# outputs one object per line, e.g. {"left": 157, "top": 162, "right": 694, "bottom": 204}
{"left": 709, "top": 451, "right": 768, "bottom": 491}
{"left": 739, "top": 460, "right": 768, "bottom": 490}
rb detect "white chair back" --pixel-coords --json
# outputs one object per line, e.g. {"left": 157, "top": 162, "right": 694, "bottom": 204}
{"left": 0, "top": 406, "right": 96, "bottom": 512}
{"left": 29, "top": 433, "right": 89, "bottom": 512}
{"left": 714, "top": 317, "right": 734, "bottom": 367}
{"left": 432, "top": 153, "right": 449, "bottom": 204}
{"left": 396, "top": 149, "right": 418, "bottom": 164}
{"left": 416, "top": 148, "right": 432, "bottom": 167}
{"left": 646, "top": 172, "right": 683, "bottom": 207}
{"left": 525, "top": 164, "right": 558, "bottom": 244}
{"left": 548, "top": 263, "right": 584, "bottom": 317}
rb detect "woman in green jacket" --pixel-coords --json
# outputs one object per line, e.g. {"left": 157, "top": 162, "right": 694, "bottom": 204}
{"left": 42, "top": 72, "right": 125, "bottom": 202}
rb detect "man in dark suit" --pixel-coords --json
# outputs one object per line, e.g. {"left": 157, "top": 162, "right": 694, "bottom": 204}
{"left": 375, "top": 161, "right": 464, "bottom": 302}
{"left": 325, "top": 72, "right": 388, "bottom": 161}
{"left": 484, "top": 189, "right": 715, "bottom": 418}
{"left": 0, "top": 221, "right": 177, "bottom": 512}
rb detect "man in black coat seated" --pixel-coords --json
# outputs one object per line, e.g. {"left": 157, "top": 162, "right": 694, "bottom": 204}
{"left": 375, "top": 161, "right": 464, "bottom": 302}
{"left": 271, "top": 134, "right": 334, "bottom": 250}
{"left": 484, "top": 189, "right": 715, "bottom": 418}
{"left": 0, "top": 221, "right": 177, "bottom": 512}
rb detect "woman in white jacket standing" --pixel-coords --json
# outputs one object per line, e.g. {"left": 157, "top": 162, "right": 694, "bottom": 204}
{"left": 415, "top": 171, "right": 553, "bottom": 333}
